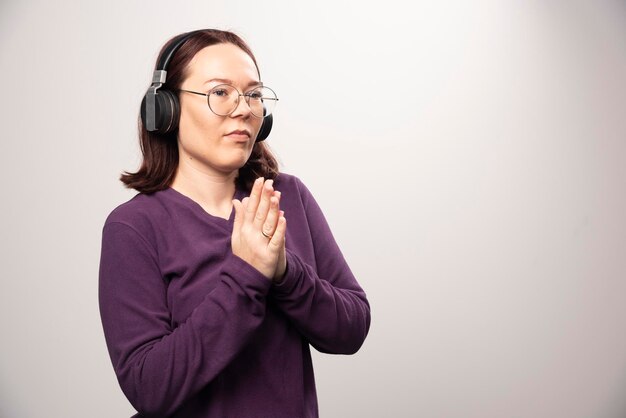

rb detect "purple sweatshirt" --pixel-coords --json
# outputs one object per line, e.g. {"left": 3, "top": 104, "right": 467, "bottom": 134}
{"left": 98, "top": 173, "right": 371, "bottom": 417}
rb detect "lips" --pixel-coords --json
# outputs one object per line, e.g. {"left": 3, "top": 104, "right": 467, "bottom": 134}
{"left": 226, "top": 129, "right": 251, "bottom": 138}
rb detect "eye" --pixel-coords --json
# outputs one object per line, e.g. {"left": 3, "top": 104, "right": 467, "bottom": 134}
{"left": 247, "top": 90, "right": 263, "bottom": 100}
{"left": 211, "top": 88, "right": 229, "bottom": 97}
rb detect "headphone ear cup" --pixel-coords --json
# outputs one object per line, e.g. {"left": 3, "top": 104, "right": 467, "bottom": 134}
{"left": 140, "top": 89, "right": 180, "bottom": 134}
{"left": 156, "top": 89, "right": 180, "bottom": 134}
{"left": 256, "top": 113, "right": 273, "bottom": 142}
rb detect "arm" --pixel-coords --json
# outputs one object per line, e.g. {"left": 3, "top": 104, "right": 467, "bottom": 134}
{"left": 98, "top": 222, "right": 271, "bottom": 416}
{"left": 270, "top": 178, "right": 371, "bottom": 354}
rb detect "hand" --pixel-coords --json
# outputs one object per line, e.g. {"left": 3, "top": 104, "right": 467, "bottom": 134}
{"left": 231, "top": 177, "right": 287, "bottom": 281}
{"left": 258, "top": 186, "right": 287, "bottom": 282}
{"left": 273, "top": 209, "right": 287, "bottom": 282}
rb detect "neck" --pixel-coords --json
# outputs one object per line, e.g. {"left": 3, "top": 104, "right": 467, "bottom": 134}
{"left": 170, "top": 158, "right": 238, "bottom": 219}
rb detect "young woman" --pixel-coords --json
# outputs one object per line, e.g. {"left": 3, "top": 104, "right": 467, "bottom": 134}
{"left": 98, "top": 29, "right": 371, "bottom": 417}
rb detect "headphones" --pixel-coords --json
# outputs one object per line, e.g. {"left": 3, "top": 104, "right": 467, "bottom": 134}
{"left": 140, "top": 30, "right": 273, "bottom": 142}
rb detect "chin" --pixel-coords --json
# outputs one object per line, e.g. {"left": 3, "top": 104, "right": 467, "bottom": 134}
{"left": 219, "top": 153, "right": 252, "bottom": 173}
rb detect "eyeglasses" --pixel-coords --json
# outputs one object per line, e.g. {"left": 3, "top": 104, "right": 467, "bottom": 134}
{"left": 178, "top": 84, "right": 278, "bottom": 118}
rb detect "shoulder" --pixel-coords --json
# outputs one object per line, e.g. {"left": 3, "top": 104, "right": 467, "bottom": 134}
{"left": 273, "top": 172, "right": 324, "bottom": 217}
{"left": 273, "top": 171, "right": 300, "bottom": 190}
{"left": 103, "top": 190, "right": 170, "bottom": 240}
{"left": 274, "top": 172, "right": 313, "bottom": 201}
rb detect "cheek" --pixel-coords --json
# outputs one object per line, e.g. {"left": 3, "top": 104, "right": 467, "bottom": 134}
{"left": 179, "top": 101, "right": 220, "bottom": 137}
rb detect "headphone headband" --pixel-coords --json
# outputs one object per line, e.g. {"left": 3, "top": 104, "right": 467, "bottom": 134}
{"left": 156, "top": 30, "right": 203, "bottom": 73}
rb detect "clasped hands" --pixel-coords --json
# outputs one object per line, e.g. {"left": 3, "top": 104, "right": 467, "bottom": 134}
{"left": 231, "top": 177, "right": 286, "bottom": 282}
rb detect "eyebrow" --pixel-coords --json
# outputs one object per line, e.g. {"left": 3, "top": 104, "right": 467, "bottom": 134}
{"left": 203, "top": 78, "right": 263, "bottom": 88}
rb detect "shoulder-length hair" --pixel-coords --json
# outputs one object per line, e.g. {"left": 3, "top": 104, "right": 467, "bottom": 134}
{"left": 120, "top": 29, "right": 279, "bottom": 194}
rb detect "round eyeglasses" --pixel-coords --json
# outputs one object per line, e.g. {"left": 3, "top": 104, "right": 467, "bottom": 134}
{"left": 178, "top": 84, "right": 278, "bottom": 118}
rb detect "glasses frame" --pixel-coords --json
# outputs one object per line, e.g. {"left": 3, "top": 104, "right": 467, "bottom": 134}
{"left": 177, "top": 84, "right": 279, "bottom": 118}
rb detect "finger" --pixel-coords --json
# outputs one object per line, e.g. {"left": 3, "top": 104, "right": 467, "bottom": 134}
{"left": 268, "top": 215, "right": 286, "bottom": 250}
{"left": 245, "top": 177, "right": 264, "bottom": 223}
{"left": 262, "top": 193, "right": 280, "bottom": 237}
{"left": 254, "top": 179, "right": 274, "bottom": 227}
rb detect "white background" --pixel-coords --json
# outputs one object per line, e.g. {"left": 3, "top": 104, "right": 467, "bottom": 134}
{"left": 1, "top": 0, "right": 626, "bottom": 417}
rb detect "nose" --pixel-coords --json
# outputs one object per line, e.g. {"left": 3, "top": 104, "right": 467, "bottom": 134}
{"left": 230, "top": 94, "right": 253, "bottom": 118}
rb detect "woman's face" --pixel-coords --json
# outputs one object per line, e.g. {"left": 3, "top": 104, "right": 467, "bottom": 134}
{"left": 177, "top": 43, "right": 263, "bottom": 176}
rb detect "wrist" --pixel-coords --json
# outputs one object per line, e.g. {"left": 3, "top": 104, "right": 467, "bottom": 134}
{"left": 273, "top": 261, "right": 287, "bottom": 284}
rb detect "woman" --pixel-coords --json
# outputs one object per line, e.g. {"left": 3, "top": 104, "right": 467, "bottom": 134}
{"left": 99, "top": 29, "right": 371, "bottom": 417}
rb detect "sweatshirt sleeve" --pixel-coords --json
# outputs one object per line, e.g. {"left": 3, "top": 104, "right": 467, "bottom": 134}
{"left": 98, "top": 221, "right": 271, "bottom": 416}
{"left": 270, "top": 178, "right": 371, "bottom": 355}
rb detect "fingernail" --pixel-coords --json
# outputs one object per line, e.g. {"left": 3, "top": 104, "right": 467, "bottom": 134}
{"left": 256, "top": 177, "right": 264, "bottom": 185}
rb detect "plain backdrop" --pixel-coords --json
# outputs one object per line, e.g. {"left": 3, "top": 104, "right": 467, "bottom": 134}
{"left": 1, "top": 0, "right": 626, "bottom": 417}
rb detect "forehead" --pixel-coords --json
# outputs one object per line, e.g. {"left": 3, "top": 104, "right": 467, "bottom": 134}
{"left": 184, "top": 43, "right": 259, "bottom": 85}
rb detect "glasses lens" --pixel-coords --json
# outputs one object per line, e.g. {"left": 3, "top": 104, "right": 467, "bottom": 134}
{"left": 207, "top": 84, "right": 278, "bottom": 117}
{"left": 246, "top": 86, "right": 278, "bottom": 118}
{"left": 208, "top": 84, "right": 239, "bottom": 116}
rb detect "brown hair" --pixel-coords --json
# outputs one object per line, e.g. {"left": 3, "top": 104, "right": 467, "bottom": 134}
{"left": 120, "top": 29, "right": 279, "bottom": 194}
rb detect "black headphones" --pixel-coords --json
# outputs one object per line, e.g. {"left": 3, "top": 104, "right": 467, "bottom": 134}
{"left": 140, "top": 30, "right": 273, "bottom": 142}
